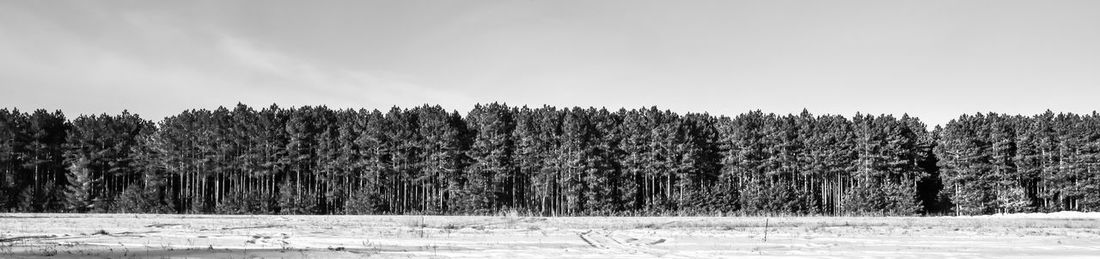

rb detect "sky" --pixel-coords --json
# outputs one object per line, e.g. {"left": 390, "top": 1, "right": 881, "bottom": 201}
{"left": 1, "top": 0, "right": 1099, "bottom": 126}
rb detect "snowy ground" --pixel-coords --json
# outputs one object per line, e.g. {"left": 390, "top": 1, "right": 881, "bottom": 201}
{"left": 2, "top": 213, "right": 1099, "bottom": 258}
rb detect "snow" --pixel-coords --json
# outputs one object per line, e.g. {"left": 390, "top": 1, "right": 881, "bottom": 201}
{"left": 976, "top": 211, "right": 1100, "bottom": 219}
{"left": 1, "top": 213, "right": 1099, "bottom": 258}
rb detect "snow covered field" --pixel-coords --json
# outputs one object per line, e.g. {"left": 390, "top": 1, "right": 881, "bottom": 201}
{"left": 2, "top": 213, "right": 1099, "bottom": 258}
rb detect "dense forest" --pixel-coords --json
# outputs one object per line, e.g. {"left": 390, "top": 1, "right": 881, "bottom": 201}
{"left": 1, "top": 104, "right": 1098, "bottom": 216}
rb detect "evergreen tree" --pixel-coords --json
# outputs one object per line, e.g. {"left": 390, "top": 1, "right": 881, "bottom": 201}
{"left": 19, "top": 109, "right": 67, "bottom": 212}
{"left": 416, "top": 105, "right": 466, "bottom": 214}
{"left": 464, "top": 103, "right": 515, "bottom": 213}
{"left": 618, "top": 108, "right": 652, "bottom": 212}
{"left": 353, "top": 109, "right": 389, "bottom": 214}
{"left": 0, "top": 109, "right": 28, "bottom": 211}
{"left": 64, "top": 157, "right": 94, "bottom": 212}
{"left": 15, "top": 103, "right": 1100, "bottom": 216}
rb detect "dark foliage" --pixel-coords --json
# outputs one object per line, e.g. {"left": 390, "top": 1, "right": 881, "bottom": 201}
{"left": 2, "top": 105, "right": 1098, "bottom": 216}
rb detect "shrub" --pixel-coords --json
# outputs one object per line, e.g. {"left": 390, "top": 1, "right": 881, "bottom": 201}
{"left": 111, "top": 184, "right": 173, "bottom": 213}
{"left": 344, "top": 188, "right": 384, "bottom": 215}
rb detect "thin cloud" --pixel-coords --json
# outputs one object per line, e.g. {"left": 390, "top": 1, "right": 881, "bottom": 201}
{"left": 0, "top": 3, "right": 474, "bottom": 119}
{"left": 216, "top": 34, "right": 475, "bottom": 111}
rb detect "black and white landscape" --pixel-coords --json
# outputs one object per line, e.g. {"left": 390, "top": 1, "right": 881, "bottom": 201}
{"left": 2, "top": 1, "right": 1100, "bottom": 258}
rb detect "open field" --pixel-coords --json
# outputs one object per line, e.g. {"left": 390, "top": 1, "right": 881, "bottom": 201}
{"left": 2, "top": 213, "right": 1100, "bottom": 258}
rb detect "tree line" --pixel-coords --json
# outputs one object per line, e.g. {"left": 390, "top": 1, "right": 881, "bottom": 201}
{"left": 1, "top": 104, "right": 1097, "bottom": 216}
{"left": 935, "top": 112, "right": 1100, "bottom": 215}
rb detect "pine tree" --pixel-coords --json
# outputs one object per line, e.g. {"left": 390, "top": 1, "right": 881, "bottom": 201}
{"left": 0, "top": 109, "right": 28, "bottom": 211}
{"left": 727, "top": 111, "right": 770, "bottom": 214}
{"left": 524, "top": 106, "right": 562, "bottom": 215}
{"left": 64, "top": 157, "right": 94, "bottom": 212}
{"left": 936, "top": 114, "right": 998, "bottom": 215}
{"left": 618, "top": 109, "right": 652, "bottom": 212}
{"left": 353, "top": 109, "right": 389, "bottom": 214}
{"left": 586, "top": 108, "right": 622, "bottom": 214}
{"left": 988, "top": 114, "right": 1029, "bottom": 213}
{"left": 284, "top": 106, "right": 319, "bottom": 214}
{"left": 14, "top": 103, "right": 1100, "bottom": 216}
{"left": 463, "top": 103, "right": 515, "bottom": 213}
{"left": 557, "top": 107, "right": 592, "bottom": 214}
{"left": 383, "top": 107, "right": 421, "bottom": 214}
{"left": 513, "top": 106, "right": 541, "bottom": 214}
{"left": 19, "top": 109, "right": 67, "bottom": 212}
{"left": 415, "top": 106, "right": 468, "bottom": 214}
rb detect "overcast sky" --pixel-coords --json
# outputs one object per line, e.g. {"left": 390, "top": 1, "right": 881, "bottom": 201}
{"left": 2, "top": 0, "right": 1098, "bottom": 126}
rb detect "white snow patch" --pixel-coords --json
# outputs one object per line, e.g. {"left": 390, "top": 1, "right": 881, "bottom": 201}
{"left": 975, "top": 211, "right": 1100, "bottom": 219}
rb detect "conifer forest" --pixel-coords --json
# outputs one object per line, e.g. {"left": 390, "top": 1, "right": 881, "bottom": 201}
{"left": 1, "top": 104, "right": 1098, "bottom": 216}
